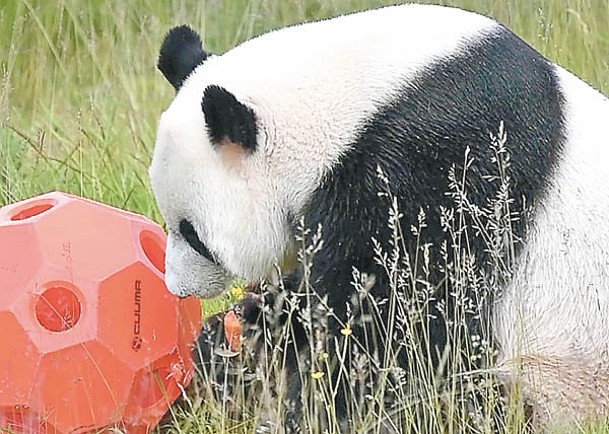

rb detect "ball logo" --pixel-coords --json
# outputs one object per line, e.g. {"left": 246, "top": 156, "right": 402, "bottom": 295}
{"left": 131, "top": 336, "right": 143, "bottom": 351}
{"left": 132, "top": 280, "right": 142, "bottom": 351}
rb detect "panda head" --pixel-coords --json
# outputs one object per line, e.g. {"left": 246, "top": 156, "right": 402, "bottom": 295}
{"left": 150, "top": 25, "right": 302, "bottom": 298}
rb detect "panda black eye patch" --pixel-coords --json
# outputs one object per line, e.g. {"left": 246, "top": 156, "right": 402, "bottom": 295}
{"left": 178, "top": 218, "right": 218, "bottom": 265}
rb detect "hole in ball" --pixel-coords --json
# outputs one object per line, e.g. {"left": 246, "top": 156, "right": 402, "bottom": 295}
{"left": 10, "top": 199, "right": 56, "bottom": 221}
{"left": 35, "top": 285, "right": 82, "bottom": 332}
{"left": 140, "top": 230, "right": 166, "bottom": 274}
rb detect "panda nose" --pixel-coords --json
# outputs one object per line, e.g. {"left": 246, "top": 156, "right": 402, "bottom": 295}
{"left": 178, "top": 218, "right": 219, "bottom": 265}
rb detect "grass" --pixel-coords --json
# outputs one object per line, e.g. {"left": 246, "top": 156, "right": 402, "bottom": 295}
{"left": 1, "top": 0, "right": 609, "bottom": 433}
{"left": 2, "top": 0, "right": 609, "bottom": 209}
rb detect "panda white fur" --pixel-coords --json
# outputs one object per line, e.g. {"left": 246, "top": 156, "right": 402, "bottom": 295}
{"left": 150, "top": 3, "right": 609, "bottom": 431}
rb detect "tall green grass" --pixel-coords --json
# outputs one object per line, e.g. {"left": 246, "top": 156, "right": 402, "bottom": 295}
{"left": 1, "top": 0, "right": 608, "bottom": 212}
{"left": 1, "top": 1, "right": 609, "bottom": 432}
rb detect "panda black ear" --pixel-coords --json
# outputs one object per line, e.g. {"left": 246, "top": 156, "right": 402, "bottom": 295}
{"left": 158, "top": 25, "right": 209, "bottom": 91}
{"left": 202, "top": 85, "right": 258, "bottom": 152}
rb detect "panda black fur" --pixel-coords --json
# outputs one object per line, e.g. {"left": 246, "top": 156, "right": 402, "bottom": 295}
{"left": 150, "top": 4, "right": 609, "bottom": 432}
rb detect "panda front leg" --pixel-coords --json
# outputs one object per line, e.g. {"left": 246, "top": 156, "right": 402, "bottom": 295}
{"left": 234, "top": 288, "right": 308, "bottom": 434}
{"left": 188, "top": 219, "right": 414, "bottom": 433}
{"left": 249, "top": 269, "right": 404, "bottom": 433}
{"left": 237, "top": 286, "right": 322, "bottom": 434}
{"left": 193, "top": 287, "right": 308, "bottom": 433}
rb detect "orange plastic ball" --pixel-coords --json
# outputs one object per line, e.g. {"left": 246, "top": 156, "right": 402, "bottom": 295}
{"left": 0, "top": 192, "right": 201, "bottom": 434}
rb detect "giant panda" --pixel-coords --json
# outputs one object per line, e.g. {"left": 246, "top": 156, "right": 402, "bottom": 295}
{"left": 149, "top": 3, "right": 609, "bottom": 432}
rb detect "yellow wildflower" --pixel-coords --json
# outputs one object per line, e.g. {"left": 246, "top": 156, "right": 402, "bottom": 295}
{"left": 311, "top": 371, "right": 325, "bottom": 380}
{"left": 340, "top": 324, "right": 352, "bottom": 336}
{"left": 229, "top": 282, "right": 246, "bottom": 301}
